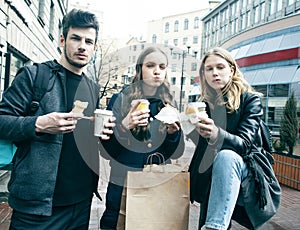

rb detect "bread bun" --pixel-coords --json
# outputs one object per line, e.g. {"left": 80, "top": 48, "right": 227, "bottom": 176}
{"left": 185, "top": 105, "right": 197, "bottom": 115}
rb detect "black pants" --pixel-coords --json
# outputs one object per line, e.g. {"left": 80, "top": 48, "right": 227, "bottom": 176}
{"left": 100, "top": 182, "right": 123, "bottom": 229}
{"left": 9, "top": 197, "right": 92, "bottom": 230}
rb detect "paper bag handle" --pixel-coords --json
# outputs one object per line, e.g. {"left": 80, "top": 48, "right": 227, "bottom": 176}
{"left": 146, "top": 153, "right": 165, "bottom": 165}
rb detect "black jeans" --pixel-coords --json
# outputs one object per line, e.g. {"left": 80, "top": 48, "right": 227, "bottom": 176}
{"left": 9, "top": 197, "right": 92, "bottom": 230}
{"left": 100, "top": 182, "right": 123, "bottom": 229}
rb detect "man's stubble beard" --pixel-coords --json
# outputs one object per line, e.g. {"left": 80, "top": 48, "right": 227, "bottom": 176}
{"left": 64, "top": 46, "right": 89, "bottom": 69}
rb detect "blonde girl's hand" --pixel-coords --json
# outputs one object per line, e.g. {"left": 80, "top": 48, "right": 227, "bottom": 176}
{"left": 121, "top": 101, "right": 150, "bottom": 129}
{"left": 194, "top": 116, "right": 219, "bottom": 141}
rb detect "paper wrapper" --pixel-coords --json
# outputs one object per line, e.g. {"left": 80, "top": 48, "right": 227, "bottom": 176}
{"left": 155, "top": 106, "right": 180, "bottom": 124}
{"left": 71, "top": 100, "right": 88, "bottom": 114}
{"left": 180, "top": 113, "right": 196, "bottom": 135}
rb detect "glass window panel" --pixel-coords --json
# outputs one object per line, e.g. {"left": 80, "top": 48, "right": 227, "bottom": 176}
{"left": 253, "top": 85, "right": 268, "bottom": 96}
{"left": 268, "top": 84, "right": 289, "bottom": 97}
{"left": 291, "top": 82, "right": 300, "bottom": 97}
{"left": 184, "top": 19, "right": 189, "bottom": 30}
{"left": 165, "top": 23, "right": 169, "bottom": 33}
{"left": 174, "top": 21, "right": 179, "bottom": 32}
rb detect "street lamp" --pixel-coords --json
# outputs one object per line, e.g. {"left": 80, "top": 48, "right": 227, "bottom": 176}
{"left": 170, "top": 45, "right": 191, "bottom": 112}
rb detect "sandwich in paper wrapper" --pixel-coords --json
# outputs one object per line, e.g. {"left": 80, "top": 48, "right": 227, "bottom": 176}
{"left": 185, "top": 102, "right": 207, "bottom": 124}
{"left": 180, "top": 102, "right": 208, "bottom": 135}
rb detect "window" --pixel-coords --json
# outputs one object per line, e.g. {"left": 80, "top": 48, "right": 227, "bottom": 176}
{"left": 268, "top": 107, "right": 275, "bottom": 123}
{"left": 269, "top": 0, "right": 275, "bottom": 15}
{"left": 191, "top": 62, "right": 197, "bottom": 71}
{"left": 174, "top": 20, "right": 179, "bottom": 32}
{"left": 194, "top": 17, "right": 199, "bottom": 29}
{"left": 268, "top": 84, "right": 289, "bottom": 97}
{"left": 183, "top": 37, "right": 188, "bottom": 45}
{"left": 165, "top": 22, "right": 169, "bottom": 33}
{"left": 141, "top": 44, "right": 144, "bottom": 50}
{"left": 253, "top": 85, "right": 267, "bottom": 96}
{"left": 38, "top": 0, "right": 46, "bottom": 26}
{"left": 171, "top": 77, "right": 176, "bottom": 85}
{"left": 49, "top": 1, "right": 55, "bottom": 40}
{"left": 254, "top": 5, "right": 259, "bottom": 23}
{"left": 152, "top": 34, "right": 157, "bottom": 43}
{"left": 260, "top": 2, "right": 266, "bottom": 21}
{"left": 173, "top": 39, "right": 178, "bottom": 46}
{"left": 287, "top": 0, "right": 295, "bottom": 5}
{"left": 193, "top": 36, "right": 198, "bottom": 44}
{"left": 133, "top": 45, "right": 137, "bottom": 51}
{"left": 184, "top": 19, "right": 189, "bottom": 30}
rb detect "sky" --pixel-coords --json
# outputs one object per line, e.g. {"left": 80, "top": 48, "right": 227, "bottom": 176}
{"left": 86, "top": 0, "right": 210, "bottom": 39}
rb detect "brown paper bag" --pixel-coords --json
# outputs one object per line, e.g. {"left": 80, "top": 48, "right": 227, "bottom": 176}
{"left": 117, "top": 164, "right": 190, "bottom": 230}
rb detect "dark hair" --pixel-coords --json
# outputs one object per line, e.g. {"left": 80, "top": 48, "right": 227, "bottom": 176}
{"left": 62, "top": 9, "right": 99, "bottom": 43}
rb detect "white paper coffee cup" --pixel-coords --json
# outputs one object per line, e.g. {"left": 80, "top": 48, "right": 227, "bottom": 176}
{"left": 94, "top": 109, "right": 113, "bottom": 137}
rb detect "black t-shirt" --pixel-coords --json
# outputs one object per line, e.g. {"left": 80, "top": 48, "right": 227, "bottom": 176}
{"left": 53, "top": 69, "right": 96, "bottom": 206}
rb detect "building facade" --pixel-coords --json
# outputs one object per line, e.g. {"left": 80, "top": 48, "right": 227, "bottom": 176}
{"left": 146, "top": 8, "right": 213, "bottom": 112}
{"left": 201, "top": 0, "right": 300, "bottom": 132}
{"left": 0, "top": 0, "right": 67, "bottom": 99}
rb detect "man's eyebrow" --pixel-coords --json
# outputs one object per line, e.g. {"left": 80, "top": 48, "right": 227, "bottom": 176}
{"left": 69, "top": 33, "right": 80, "bottom": 38}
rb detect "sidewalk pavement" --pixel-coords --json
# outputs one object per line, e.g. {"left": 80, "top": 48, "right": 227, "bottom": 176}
{"left": 89, "top": 140, "right": 300, "bottom": 230}
{"left": 89, "top": 183, "right": 300, "bottom": 230}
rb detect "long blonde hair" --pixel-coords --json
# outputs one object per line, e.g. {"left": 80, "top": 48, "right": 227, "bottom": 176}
{"left": 199, "top": 47, "right": 261, "bottom": 113}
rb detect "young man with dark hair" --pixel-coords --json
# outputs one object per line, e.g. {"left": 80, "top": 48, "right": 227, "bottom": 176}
{"left": 0, "top": 9, "right": 113, "bottom": 229}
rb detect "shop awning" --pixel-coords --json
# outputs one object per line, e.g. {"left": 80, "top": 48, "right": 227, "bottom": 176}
{"left": 244, "top": 65, "right": 300, "bottom": 86}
